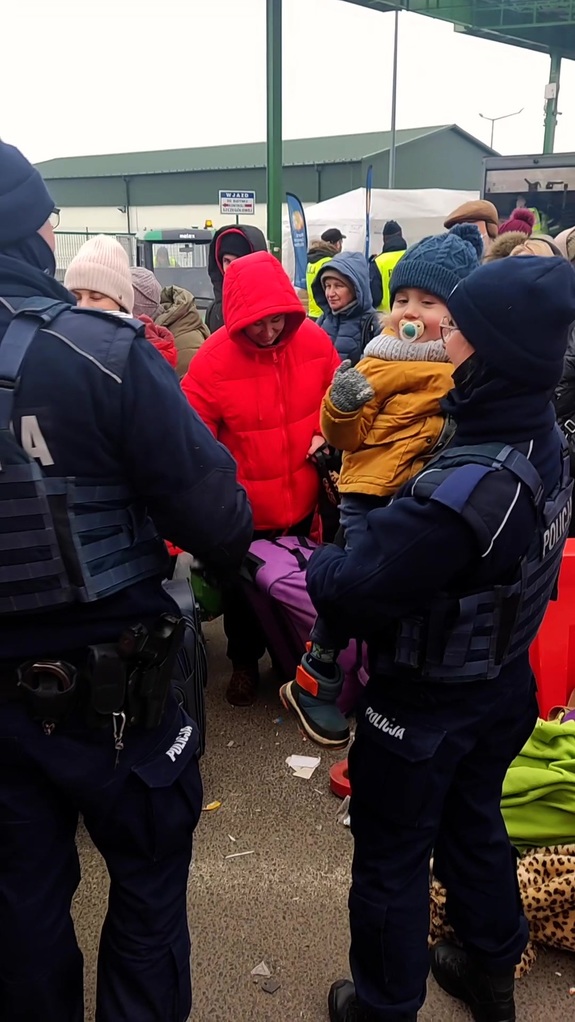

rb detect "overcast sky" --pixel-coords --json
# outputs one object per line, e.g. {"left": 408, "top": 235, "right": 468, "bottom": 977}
{"left": 4, "top": 0, "right": 574, "bottom": 164}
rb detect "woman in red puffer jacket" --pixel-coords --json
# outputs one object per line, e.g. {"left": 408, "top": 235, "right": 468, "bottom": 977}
{"left": 182, "top": 250, "right": 340, "bottom": 705}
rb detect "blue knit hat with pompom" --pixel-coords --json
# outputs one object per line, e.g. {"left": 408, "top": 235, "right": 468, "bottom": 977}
{"left": 390, "top": 223, "right": 483, "bottom": 306}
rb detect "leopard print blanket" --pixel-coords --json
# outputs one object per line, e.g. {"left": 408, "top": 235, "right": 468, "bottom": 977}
{"left": 429, "top": 846, "right": 575, "bottom": 977}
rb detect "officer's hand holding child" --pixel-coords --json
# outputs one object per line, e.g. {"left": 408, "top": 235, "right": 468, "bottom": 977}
{"left": 330, "top": 359, "right": 375, "bottom": 412}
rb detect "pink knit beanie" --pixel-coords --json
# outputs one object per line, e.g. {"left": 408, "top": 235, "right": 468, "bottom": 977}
{"left": 64, "top": 235, "right": 134, "bottom": 313}
{"left": 131, "top": 267, "right": 162, "bottom": 318}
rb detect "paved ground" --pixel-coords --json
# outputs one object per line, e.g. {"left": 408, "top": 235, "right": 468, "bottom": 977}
{"left": 74, "top": 619, "right": 574, "bottom": 1021}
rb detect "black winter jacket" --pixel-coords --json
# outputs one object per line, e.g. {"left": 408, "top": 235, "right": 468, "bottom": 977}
{"left": 0, "top": 254, "right": 253, "bottom": 658}
{"left": 555, "top": 323, "right": 575, "bottom": 423}
{"left": 205, "top": 225, "right": 268, "bottom": 333}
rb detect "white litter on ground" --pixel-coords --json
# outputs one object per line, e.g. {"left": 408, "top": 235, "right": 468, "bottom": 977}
{"left": 286, "top": 754, "right": 321, "bottom": 779}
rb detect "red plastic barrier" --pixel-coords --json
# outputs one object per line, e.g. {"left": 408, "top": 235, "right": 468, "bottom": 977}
{"left": 330, "top": 758, "right": 351, "bottom": 799}
{"left": 530, "top": 538, "right": 575, "bottom": 719}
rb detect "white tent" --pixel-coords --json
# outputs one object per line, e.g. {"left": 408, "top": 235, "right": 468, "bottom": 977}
{"left": 282, "top": 186, "right": 479, "bottom": 280}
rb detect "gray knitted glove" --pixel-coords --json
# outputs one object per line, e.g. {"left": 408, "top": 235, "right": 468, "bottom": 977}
{"left": 330, "top": 359, "right": 375, "bottom": 412}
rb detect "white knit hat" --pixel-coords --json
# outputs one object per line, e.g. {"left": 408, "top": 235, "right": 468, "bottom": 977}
{"left": 64, "top": 235, "right": 134, "bottom": 313}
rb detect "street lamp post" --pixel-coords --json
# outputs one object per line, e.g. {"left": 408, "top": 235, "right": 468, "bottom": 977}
{"left": 543, "top": 52, "right": 562, "bottom": 154}
{"left": 479, "top": 108, "right": 524, "bottom": 150}
{"left": 388, "top": 9, "right": 399, "bottom": 189}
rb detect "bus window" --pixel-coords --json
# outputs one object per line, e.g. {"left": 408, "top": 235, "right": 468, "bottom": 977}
{"left": 153, "top": 245, "right": 179, "bottom": 268}
{"left": 483, "top": 162, "right": 575, "bottom": 236}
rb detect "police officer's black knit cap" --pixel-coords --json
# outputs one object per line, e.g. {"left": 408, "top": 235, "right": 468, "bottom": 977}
{"left": 448, "top": 256, "right": 575, "bottom": 390}
{"left": 0, "top": 140, "right": 54, "bottom": 247}
{"left": 383, "top": 220, "right": 402, "bottom": 237}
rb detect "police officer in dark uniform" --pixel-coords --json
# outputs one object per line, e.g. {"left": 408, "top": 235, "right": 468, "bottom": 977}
{"left": 0, "top": 142, "right": 252, "bottom": 1022}
{"left": 306, "top": 254, "right": 575, "bottom": 1022}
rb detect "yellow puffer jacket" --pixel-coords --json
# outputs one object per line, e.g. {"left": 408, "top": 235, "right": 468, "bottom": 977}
{"left": 320, "top": 333, "right": 454, "bottom": 496}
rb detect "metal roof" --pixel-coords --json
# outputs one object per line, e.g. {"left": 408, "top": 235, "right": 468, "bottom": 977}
{"left": 35, "top": 125, "right": 472, "bottom": 180}
{"left": 342, "top": 1, "right": 575, "bottom": 59}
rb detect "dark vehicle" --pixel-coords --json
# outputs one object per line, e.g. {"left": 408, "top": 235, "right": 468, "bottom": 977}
{"left": 482, "top": 152, "right": 575, "bottom": 236}
{"left": 136, "top": 228, "right": 214, "bottom": 312}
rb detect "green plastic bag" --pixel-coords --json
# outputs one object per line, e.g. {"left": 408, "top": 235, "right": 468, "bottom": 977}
{"left": 190, "top": 569, "right": 223, "bottom": 621}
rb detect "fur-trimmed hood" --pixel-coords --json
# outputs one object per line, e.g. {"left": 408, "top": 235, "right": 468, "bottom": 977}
{"left": 484, "top": 232, "right": 528, "bottom": 262}
{"left": 307, "top": 240, "right": 339, "bottom": 263}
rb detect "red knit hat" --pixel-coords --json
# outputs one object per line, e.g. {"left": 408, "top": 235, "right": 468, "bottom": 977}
{"left": 498, "top": 208, "right": 535, "bottom": 237}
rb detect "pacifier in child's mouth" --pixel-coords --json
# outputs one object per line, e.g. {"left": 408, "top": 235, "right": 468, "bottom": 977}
{"left": 399, "top": 319, "right": 424, "bottom": 342}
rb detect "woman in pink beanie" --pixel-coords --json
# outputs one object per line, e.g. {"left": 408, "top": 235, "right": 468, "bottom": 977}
{"left": 64, "top": 235, "right": 134, "bottom": 312}
{"left": 64, "top": 236, "right": 177, "bottom": 367}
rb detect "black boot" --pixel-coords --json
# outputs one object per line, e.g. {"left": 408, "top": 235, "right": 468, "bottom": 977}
{"left": 431, "top": 942, "right": 516, "bottom": 1022}
{"left": 328, "top": 979, "right": 416, "bottom": 1021}
{"left": 328, "top": 981, "right": 370, "bottom": 1021}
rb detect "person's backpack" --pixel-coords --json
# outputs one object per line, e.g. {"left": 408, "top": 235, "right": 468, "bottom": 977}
{"left": 360, "top": 311, "right": 381, "bottom": 356}
{"left": 310, "top": 445, "right": 342, "bottom": 543}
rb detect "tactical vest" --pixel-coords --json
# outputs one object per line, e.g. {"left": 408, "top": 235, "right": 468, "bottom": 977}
{"left": 306, "top": 257, "right": 331, "bottom": 320}
{"left": 0, "top": 296, "right": 167, "bottom": 615}
{"left": 374, "top": 250, "right": 405, "bottom": 313}
{"left": 389, "top": 437, "right": 572, "bottom": 682}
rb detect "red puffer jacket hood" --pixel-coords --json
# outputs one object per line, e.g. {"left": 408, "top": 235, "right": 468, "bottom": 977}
{"left": 182, "top": 252, "right": 341, "bottom": 531}
{"left": 223, "top": 251, "right": 306, "bottom": 346}
{"left": 138, "top": 315, "right": 178, "bottom": 369}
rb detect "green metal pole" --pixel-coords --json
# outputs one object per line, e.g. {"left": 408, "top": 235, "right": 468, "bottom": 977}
{"left": 266, "top": 0, "right": 282, "bottom": 258}
{"left": 543, "top": 51, "right": 562, "bottom": 154}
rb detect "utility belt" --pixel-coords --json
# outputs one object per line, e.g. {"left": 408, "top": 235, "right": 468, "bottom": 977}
{"left": 9, "top": 612, "right": 184, "bottom": 747}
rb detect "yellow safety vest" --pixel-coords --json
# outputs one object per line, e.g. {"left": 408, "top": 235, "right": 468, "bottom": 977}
{"left": 374, "top": 250, "right": 405, "bottom": 313}
{"left": 306, "top": 257, "right": 331, "bottom": 319}
{"left": 154, "top": 255, "right": 178, "bottom": 268}
{"left": 527, "top": 208, "right": 547, "bottom": 235}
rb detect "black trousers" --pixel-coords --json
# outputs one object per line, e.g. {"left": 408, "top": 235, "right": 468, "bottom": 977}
{"left": 348, "top": 659, "right": 538, "bottom": 1019}
{"left": 0, "top": 693, "right": 202, "bottom": 1022}
{"left": 223, "top": 515, "right": 313, "bottom": 667}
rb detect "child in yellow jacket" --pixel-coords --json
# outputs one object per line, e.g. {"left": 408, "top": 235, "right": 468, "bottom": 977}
{"left": 322, "top": 224, "right": 483, "bottom": 509}
{"left": 281, "top": 224, "right": 483, "bottom": 747}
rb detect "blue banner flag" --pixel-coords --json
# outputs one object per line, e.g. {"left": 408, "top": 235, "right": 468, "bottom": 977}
{"left": 365, "top": 164, "right": 373, "bottom": 260}
{"left": 286, "top": 193, "right": 309, "bottom": 290}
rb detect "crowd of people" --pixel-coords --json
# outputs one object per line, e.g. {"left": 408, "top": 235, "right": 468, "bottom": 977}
{"left": 2, "top": 137, "right": 575, "bottom": 1022}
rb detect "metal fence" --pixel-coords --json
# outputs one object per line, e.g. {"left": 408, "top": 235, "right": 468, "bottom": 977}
{"left": 54, "top": 232, "right": 136, "bottom": 282}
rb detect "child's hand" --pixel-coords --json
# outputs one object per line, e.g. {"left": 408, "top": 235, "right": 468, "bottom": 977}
{"left": 307, "top": 434, "right": 328, "bottom": 458}
{"left": 330, "top": 361, "right": 375, "bottom": 412}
